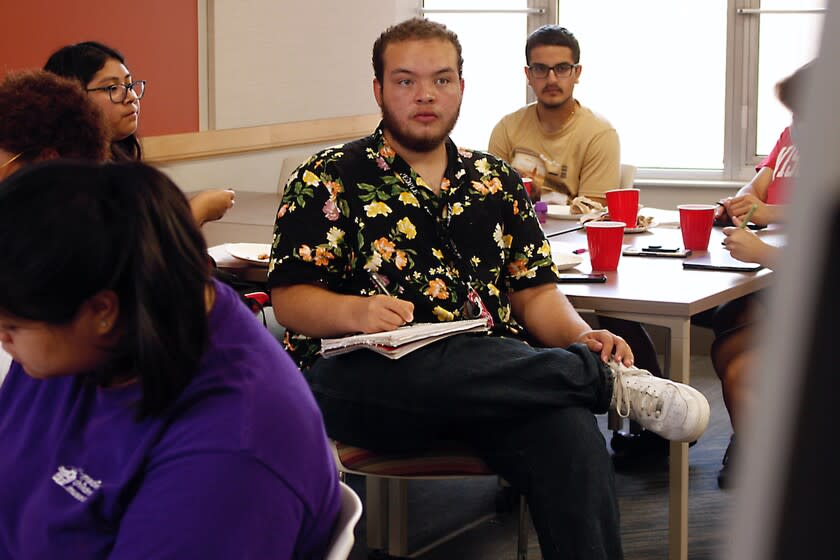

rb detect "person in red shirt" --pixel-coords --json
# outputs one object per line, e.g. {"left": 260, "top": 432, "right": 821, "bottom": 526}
{"left": 712, "top": 61, "right": 812, "bottom": 489}
{"left": 716, "top": 62, "right": 812, "bottom": 227}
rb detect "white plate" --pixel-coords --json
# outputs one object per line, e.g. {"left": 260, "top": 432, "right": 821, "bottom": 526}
{"left": 545, "top": 204, "right": 576, "bottom": 220}
{"left": 545, "top": 204, "right": 605, "bottom": 222}
{"left": 552, "top": 252, "right": 584, "bottom": 271}
{"left": 225, "top": 243, "right": 272, "bottom": 266}
{"left": 624, "top": 219, "right": 659, "bottom": 234}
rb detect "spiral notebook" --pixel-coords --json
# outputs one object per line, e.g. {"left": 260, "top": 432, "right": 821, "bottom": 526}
{"left": 321, "top": 318, "right": 490, "bottom": 359}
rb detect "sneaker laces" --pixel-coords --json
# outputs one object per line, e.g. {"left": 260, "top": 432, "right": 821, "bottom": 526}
{"left": 610, "top": 361, "right": 710, "bottom": 443}
{"left": 611, "top": 363, "right": 670, "bottom": 420}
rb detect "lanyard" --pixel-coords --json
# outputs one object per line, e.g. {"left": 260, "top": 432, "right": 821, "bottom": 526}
{"left": 395, "top": 168, "right": 469, "bottom": 279}
{"left": 394, "top": 164, "right": 494, "bottom": 328}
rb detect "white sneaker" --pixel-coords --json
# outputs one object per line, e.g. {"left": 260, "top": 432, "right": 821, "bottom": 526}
{"left": 609, "top": 362, "right": 710, "bottom": 443}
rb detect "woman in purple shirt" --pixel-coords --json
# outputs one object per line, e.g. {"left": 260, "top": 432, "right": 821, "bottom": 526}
{"left": 0, "top": 161, "right": 339, "bottom": 559}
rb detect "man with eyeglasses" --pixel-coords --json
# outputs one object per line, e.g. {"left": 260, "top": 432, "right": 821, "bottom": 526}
{"left": 489, "top": 25, "right": 619, "bottom": 205}
{"left": 490, "top": 25, "right": 678, "bottom": 465}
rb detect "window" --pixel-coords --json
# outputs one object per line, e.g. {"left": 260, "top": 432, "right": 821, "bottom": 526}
{"left": 422, "top": 0, "right": 541, "bottom": 150}
{"left": 424, "top": 0, "right": 825, "bottom": 183}
{"left": 562, "top": 1, "right": 728, "bottom": 172}
{"left": 755, "top": 0, "right": 824, "bottom": 155}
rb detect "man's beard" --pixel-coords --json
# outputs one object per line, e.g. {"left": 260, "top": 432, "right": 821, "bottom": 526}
{"left": 381, "top": 102, "right": 460, "bottom": 153}
{"left": 537, "top": 87, "right": 573, "bottom": 110}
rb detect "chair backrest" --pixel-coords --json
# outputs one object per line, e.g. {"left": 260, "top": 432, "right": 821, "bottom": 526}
{"left": 619, "top": 164, "right": 637, "bottom": 189}
{"left": 324, "top": 481, "right": 363, "bottom": 560}
{"left": 277, "top": 150, "right": 314, "bottom": 195}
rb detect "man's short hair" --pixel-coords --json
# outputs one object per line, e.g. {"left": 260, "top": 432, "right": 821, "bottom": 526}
{"left": 0, "top": 70, "right": 107, "bottom": 163}
{"left": 372, "top": 17, "right": 463, "bottom": 83}
{"left": 526, "top": 25, "right": 581, "bottom": 65}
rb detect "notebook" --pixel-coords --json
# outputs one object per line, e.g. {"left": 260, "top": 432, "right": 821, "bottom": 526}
{"left": 682, "top": 251, "right": 763, "bottom": 272}
{"left": 320, "top": 318, "right": 491, "bottom": 359}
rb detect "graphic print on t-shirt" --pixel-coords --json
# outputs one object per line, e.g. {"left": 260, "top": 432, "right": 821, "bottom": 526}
{"left": 773, "top": 145, "right": 799, "bottom": 180}
{"left": 52, "top": 465, "right": 102, "bottom": 502}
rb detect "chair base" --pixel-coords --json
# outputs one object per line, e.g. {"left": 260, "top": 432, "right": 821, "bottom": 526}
{"left": 364, "top": 476, "right": 528, "bottom": 559}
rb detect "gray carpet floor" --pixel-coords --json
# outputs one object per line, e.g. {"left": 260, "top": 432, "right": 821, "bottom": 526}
{"left": 343, "top": 353, "right": 735, "bottom": 560}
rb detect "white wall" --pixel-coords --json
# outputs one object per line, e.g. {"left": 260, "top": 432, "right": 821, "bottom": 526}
{"left": 159, "top": 0, "right": 745, "bottom": 208}
{"left": 212, "top": 0, "right": 400, "bottom": 129}
{"left": 159, "top": 0, "right": 419, "bottom": 193}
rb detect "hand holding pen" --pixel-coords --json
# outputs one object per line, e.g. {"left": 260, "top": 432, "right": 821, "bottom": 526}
{"left": 362, "top": 271, "right": 414, "bottom": 332}
{"left": 714, "top": 199, "right": 731, "bottom": 224}
{"left": 739, "top": 203, "right": 758, "bottom": 229}
{"left": 718, "top": 194, "right": 766, "bottom": 225}
{"left": 369, "top": 271, "right": 392, "bottom": 295}
{"left": 722, "top": 209, "right": 770, "bottom": 264}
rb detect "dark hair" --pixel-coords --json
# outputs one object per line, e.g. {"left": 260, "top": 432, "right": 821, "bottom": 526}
{"left": 0, "top": 160, "right": 209, "bottom": 418}
{"left": 44, "top": 41, "right": 142, "bottom": 161}
{"left": 776, "top": 61, "right": 814, "bottom": 114}
{"left": 0, "top": 70, "right": 107, "bottom": 163}
{"left": 372, "top": 17, "right": 463, "bottom": 83}
{"left": 525, "top": 25, "right": 580, "bottom": 65}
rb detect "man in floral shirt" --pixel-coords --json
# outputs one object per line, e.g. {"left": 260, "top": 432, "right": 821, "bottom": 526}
{"left": 268, "top": 18, "right": 709, "bottom": 559}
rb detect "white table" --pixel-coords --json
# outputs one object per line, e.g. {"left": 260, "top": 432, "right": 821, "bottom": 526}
{"left": 211, "top": 211, "right": 781, "bottom": 560}
{"left": 204, "top": 190, "right": 279, "bottom": 282}
{"left": 201, "top": 191, "right": 280, "bottom": 248}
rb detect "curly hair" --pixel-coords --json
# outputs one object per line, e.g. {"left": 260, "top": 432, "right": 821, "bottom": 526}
{"left": 0, "top": 70, "right": 107, "bottom": 163}
{"left": 372, "top": 17, "right": 463, "bottom": 83}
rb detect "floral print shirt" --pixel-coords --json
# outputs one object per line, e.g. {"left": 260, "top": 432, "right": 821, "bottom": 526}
{"left": 268, "top": 125, "right": 562, "bottom": 369}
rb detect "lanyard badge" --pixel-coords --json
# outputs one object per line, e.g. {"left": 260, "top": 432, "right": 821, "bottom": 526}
{"left": 396, "top": 167, "right": 494, "bottom": 330}
{"left": 464, "top": 283, "right": 494, "bottom": 329}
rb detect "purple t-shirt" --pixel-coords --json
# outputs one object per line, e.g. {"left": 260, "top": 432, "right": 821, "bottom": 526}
{"left": 0, "top": 280, "right": 339, "bottom": 559}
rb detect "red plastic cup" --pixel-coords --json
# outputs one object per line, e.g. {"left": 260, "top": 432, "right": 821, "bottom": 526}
{"left": 521, "top": 177, "right": 533, "bottom": 198}
{"left": 605, "top": 188, "right": 640, "bottom": 228}
{"left": 678, "top": 204, "right": 716, "bottom": 250}
{"left": 585, "top": 221, "right": 626, "bottom": 271}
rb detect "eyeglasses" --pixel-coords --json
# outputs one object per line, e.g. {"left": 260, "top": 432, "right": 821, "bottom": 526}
{"left": 0, "top": 152, "right": 23, "bottom": 170}
{"left": 85, "top": 80, "right": 146, "bottom": 103}
{"left": 528, "top": 63, "right": 578, "bottom": 79}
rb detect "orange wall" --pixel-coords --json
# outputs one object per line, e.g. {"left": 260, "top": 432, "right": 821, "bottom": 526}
{"left": 0, "top": 0, "right": 198, "bottom": 136}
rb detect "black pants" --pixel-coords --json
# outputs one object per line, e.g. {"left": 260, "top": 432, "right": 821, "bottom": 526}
{"left": 305, "top": 334, "right": 623, "bottom": 559}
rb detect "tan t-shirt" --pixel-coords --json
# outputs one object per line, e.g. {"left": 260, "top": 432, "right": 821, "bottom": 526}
{"left": 488, "top": 101, "right": 620, "bottom": 201}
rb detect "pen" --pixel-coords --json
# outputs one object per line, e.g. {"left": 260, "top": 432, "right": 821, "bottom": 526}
{"left": 369, "top": 272, "right": 391, "bottom": 295}
{"left": 572, "top": 248, "right": 587, "bottom": 254}
{"left": 739, "top": 203, "right": 758, "bottom": 229}
{"left": 546, "top": 224, "right": 585, "bottom": 237}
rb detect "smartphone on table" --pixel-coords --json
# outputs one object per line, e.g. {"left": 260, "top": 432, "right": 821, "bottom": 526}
{"left": 623, "top": 246, "right": 692, "bottom": 258}
{"left": 557, "top": 273, "right": 607, "bottom": 283}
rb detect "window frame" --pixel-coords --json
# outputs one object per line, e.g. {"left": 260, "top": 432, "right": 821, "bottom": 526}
{"left": 420, "top": 0, "right": 823, "bottom": 187}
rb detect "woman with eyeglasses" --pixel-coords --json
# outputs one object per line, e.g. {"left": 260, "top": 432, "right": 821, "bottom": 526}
{"left": 44, "top": 41, "right": 235, "bottom": 226}
{"left": 0, "top": 160, "right": 340, "bottom": 559}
